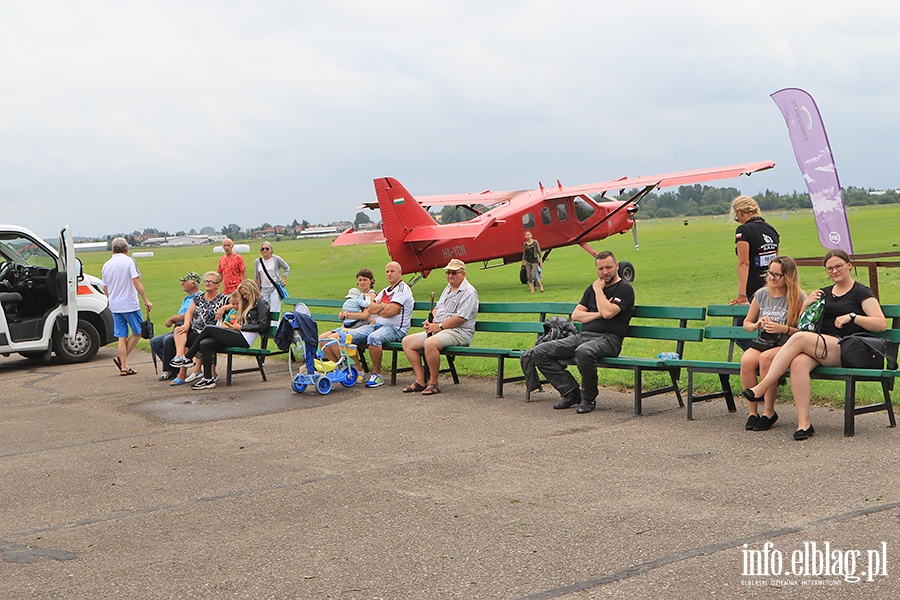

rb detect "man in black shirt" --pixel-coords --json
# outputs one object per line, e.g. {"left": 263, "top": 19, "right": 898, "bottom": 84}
{"left": 531, "top": 251, "right": 636, "bottom": 413}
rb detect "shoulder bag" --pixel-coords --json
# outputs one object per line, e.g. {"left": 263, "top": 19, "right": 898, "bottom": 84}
{"left": 258, "top": 258, "right": 289, "bottom": 299}
{"left": 838, "top": 333, "right": 898, "bottom": 370}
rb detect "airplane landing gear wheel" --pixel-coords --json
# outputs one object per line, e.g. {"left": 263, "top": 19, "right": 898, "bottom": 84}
{"left": 618, "top": 261, "right": 635, "bottom": 282}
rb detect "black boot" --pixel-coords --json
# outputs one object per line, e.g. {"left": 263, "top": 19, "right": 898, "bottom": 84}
{"left": 553, "top": 389, "right": 581, "bottom": 409}
{"left": 576, "top": 398, "right": 596, "bottom": 414}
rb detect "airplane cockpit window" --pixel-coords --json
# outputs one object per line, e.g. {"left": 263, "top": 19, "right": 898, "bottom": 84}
{"left": 522, "top": 213, "right": 535, "bottom": 229}
{"left": 541, "top": 207, "right": 552, "bottom": 225}
{"left": 574, "top": 196, "right": 596, "bottom": 222}
{"left": 557, "top": 203, "right": 568, "bottom": 222}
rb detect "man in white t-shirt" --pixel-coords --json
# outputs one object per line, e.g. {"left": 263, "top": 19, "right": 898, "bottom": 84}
{"left": 342, "top": 261, "right": 414, "bottom": 388}
{"left": 101, "top": 237, "right": 152, "bottom": 376}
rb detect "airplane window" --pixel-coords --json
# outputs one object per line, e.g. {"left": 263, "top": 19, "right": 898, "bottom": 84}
{"left": 522, "top": 213, "right": 535, "bottom": 229}
{"left": 574, "top": 197, "right": 596, "bottom": 222}
{"left": 557, "top": 203, "right": 568, "bottom": 222}
{"left": 541, "top": 207, "right": 552, "bottom": 225}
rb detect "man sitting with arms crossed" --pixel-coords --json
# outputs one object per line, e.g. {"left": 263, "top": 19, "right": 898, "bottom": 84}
{"left": 531, "top": 251, "right": 635, "bottom": 414}
{"left": 324, "top": 261, "right": 414, "bottom": 388}
{"left": 401, "top": 259, "right": 479, "bottom": 396}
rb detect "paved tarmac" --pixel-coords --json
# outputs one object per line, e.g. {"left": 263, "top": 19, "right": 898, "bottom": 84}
{"left": 1, "top": 347, "right": 898, "bottom": 599}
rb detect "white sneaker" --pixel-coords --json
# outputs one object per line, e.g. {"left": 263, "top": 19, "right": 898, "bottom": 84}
{"left": 184, "top": 371, "right": 202, "bottom": 384}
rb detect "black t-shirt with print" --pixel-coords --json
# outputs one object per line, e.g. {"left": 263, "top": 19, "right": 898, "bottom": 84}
{"left": 735, "top": 216, "right": 779, "bottom": 299}
{"left": 578, "top": 279, "right": 635, "bottom": 337}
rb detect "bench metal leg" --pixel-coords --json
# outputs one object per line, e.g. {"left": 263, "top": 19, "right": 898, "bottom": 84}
{"left": 226, "top": 353, "right": 234, "bottom": 386}
{"left": 496, "top": 356, "right": 505, "bottom": 398}
{"left": 883, "top": 379, "right": 897, "bottom": 429}
{"left": 669, "top": 369, "right": 684, "bottom": 408}
{"left": 257, "top": 356, "right": 267, "bottom": 382}
{"left": 721, "top": 374, "right": 736, "bottom": 412}
{"left": 844, "top": 379, "right": 856, "bottom": 437}
{"left": 686, "top": 370, "right": 694, "bottom": 420}
{"left": 633, "top": 369, "right": 642, "bottom": 416}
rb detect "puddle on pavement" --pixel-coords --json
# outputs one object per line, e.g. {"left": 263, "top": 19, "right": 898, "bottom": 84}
{"left": 132, "top": 388, "right": 342, "bottom": 423}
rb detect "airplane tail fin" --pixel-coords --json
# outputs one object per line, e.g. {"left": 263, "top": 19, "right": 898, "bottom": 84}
{"left": 374, "top": 178, "right": 437, "bottom": 271}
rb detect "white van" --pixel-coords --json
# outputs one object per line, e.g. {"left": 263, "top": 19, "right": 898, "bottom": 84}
{"left": 0, "top": 224, "right": 114, "bottom": 363}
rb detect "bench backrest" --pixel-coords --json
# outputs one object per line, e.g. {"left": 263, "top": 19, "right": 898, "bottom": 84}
{"left": 705, "top": 304, "right": 900, "bottom": 363}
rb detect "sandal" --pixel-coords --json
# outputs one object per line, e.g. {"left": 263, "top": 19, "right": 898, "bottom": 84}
{"left": 403, "top": 381, "right": 426, "bottom": 393}
{"left": 113, "top": 357, "right": 122, "bottom": 371}
{"left": 119, "top": 368, "right": 137, "bottom": 376}
{"left": 422, "top": 383, "right": 441, "bottom": 396}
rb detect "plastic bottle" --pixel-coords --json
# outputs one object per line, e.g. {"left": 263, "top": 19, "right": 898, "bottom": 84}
{"left": 657, "top": 352, "right": 680, "bottom": 361}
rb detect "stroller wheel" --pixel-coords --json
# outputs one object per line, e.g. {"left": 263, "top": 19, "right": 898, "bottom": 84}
{"left": 292, "top": 381, "right": 307, "bottom": 394}
{"left": 341, "top": 366, "right": 359, "bottom": 387}
{"left": 316, "top": 377, "right": 332, "bottom": 395}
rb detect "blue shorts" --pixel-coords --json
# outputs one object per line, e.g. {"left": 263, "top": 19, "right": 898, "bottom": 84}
{"left": 113, "top": 311, "right": 143, "bottom": 338}
{"left": 349, "top": 323, "right": 405, "bottom": 348}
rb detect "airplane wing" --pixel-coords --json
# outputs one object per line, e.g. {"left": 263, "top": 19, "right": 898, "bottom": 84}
{"left": 542, "top": 160, "right": 776, "bottom": 200}
{"left": 359, "top": 189, "right": 527, "bottom": 210}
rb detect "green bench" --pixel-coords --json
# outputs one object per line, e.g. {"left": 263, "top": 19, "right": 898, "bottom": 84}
{"left": 223, "top": 312, "right": 287, "bottom": 385}
{"left": 382, "top": 301, "right": 575, "bottom": 397}
{"left": 679, "top": 304, "right": 900, "bottom": 436}
{"left": 588, "top": 305, "right": 706, "bottom": 415}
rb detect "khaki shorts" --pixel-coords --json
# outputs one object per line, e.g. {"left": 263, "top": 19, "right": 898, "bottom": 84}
{"left": 408, "top": 327, "right": 470, "bottom": 349}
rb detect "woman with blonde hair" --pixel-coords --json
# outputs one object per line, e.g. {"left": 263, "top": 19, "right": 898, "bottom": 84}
{"left": 742, "top": 250, "right": 886, "bottom": 440}
{"left": 740, "top": 256, "right": 806, "bottom": 431}
{"left": 730, "top": 195, "right": 780, "bottom": 307}
{"left": 171, "top": 279, "right": 270, "bottom": 390}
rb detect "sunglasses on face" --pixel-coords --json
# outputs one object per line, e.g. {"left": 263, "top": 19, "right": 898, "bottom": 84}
{"left": 260, "top": 247, "right": 272, "bottom": 252}
{"left": 204, "top": 279, "right": 219, "bottom": 284}
{"left": 446, "top": 270, "right": 461, "bottom": 275}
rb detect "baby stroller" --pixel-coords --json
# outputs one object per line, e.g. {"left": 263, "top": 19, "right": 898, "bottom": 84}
{"left": 282, "top": 305, "right": 358, "bottom": 395}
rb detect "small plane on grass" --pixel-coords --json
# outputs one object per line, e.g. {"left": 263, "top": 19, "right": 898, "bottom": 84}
{"left": 332, "top": 161, "right": 775, "bottom": 281}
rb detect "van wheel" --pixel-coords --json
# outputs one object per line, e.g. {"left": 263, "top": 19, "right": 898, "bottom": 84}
{"left": 53, "top": 320, "right": 101, "bottom": 363}
{"left": 618, "top": 261, "right": 635, "bottom": 282}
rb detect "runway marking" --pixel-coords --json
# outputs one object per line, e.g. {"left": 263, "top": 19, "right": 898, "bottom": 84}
{"left": 517, "top": 501, "right": 900, "bottom": 599}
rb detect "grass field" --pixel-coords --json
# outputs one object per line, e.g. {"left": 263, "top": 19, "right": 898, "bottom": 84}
{"left": 77, "top": 204, "right": 900, "bottom": 405}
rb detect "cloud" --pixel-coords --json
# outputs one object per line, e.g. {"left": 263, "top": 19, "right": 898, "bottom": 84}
{"left": 2, "top": 1, "right": 899, "bottom": 237}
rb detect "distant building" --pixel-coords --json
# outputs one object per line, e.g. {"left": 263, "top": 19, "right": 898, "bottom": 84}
{"left": 74, "top": 242, "right": 108, "bottom": 253}
{"left": 143, "top": 235, "right": 211, "bottom": 247}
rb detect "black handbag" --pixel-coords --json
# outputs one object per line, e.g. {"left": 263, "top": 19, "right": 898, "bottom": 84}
{"left": 140, "top": 318, "right": 154, "bottom": 340}
{"left": 838, "top": 333, "right": 897, "bottom": 370}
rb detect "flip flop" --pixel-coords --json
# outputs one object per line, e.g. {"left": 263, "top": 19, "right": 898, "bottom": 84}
{"left": 113, "top": 357, "right": 122, "bottom": 370}
{"left": 119, "top": 368, "right": 137, "bottom": 376}
{"left": 422, "top": 383, "right": 441, "bottom": 396}
{"left": 403, "top": 381, "right": 426, "bottom": 393}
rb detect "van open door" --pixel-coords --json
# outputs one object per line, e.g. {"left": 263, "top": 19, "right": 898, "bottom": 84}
{"left": 58, "top": 225, "right": 78, "bottom": 341}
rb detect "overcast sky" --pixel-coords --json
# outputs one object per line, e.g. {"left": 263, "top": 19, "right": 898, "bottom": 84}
{"left": 2, "top": 1, "right": 898, "bottom": 238}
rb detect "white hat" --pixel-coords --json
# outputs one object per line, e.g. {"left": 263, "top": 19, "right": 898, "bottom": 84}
{"left": 345, "top": 287, "right": 361, "bottom": 299}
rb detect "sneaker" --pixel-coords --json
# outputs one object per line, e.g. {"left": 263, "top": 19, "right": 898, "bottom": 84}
{"left": 184, "top": 371, "right": 203, "bottom": 384}
{"left": 365, "top": 374, "right": 385, "bottom": 388}
{"left": 212, "top": 373, "right": 219, "bottom": 382}
{"left": 170, "top": 356, "right": 192, "bottom": 368}
{"left": 159, "top": 371, "right": 176, "bottom": 381}
{"left": 192, "top": 378, "right": 216, "bottom": 390}
{"left": 169, "top": 377, "right": 185, "bottom": 386}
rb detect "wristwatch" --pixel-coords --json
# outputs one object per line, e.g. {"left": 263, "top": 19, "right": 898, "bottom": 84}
{"left": 439, "top": 322, "right": 444, "bottom": 330}
{"left": 849, "top": 312, "right": 857, "bottom": 323}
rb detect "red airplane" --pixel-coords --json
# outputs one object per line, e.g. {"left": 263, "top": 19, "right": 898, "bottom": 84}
{"left": 332, "top": 161, "right": 775, "bottom": 279}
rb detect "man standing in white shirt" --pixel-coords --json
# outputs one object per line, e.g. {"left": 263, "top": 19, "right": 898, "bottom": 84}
{"left": 101, "top": 237, "right": 152, "bottom": 376}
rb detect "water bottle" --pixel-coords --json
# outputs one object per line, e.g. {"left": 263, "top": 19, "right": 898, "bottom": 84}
{"left": 658, "top": 352, "right": 680, "bottom": 361}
